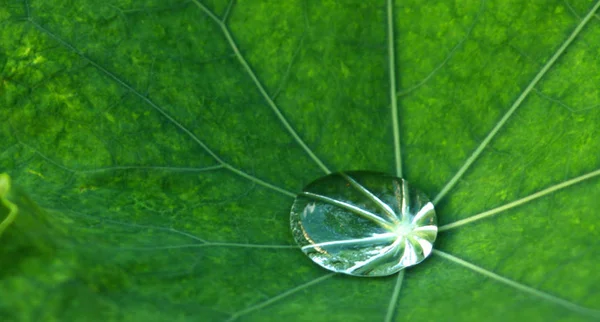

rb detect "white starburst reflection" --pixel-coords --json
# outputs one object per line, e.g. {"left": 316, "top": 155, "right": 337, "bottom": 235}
{"left": 290, "top": 171, "right": 437, "bottom": 277}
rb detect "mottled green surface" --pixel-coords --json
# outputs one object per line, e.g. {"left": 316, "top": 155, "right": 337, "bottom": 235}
{"left": 1, "top": 0, "right": 600, "bottom": 321}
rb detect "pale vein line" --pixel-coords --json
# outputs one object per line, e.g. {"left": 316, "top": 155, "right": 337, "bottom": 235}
{"left": 225, "top": 273, "right": 336, "bottom": 322}
{"left": 385, "top": 4, "right": 407, "bottom": 318}
{"left": 300, "top": 191, "right": 394, "bottom": 229}
{"left": 412, "top": 225, "right": 437, "bottom": 233}
{"left": 396, "top": 0, "right": 485, "bottom": 97}
{"left": 411, "top": 202, "right": 435, "bottom": 224}
{"left": 412, "top": 235, "right": 433, "bottom": 256}
{"left": 301, "top": 232, "right": 397, "bottom": 251}
{"left": 124, "top": 243, "right": 297, "bottom": 250}
{"left": 271, "top": 34, "right": 306, "bottom": 100}
{"left": 564, "top": 0, "right": 581, "bottom": 18}
{"left": 27, "top": 20, "right": 225, "bottom": 163}
{"left": 21, "top": 141, "right": 261, "bottom": 195}
{"left": 27, "top": 20, "right": 296, "bottom": 199}
{"left": 79, "top": 165, "right": 225, "bottom": 174}
{"left": 439, "top": 167, "right": 600, "bottom": 232}
{"left": 101, "top": 220, "right": 208, "bottom": 242}
{"left": 533, "top": 88, "right": 600, "bottom": 113}
{"left": 347, "top": 237, "right": 403, "bottom": 275}
{"left": 65, "top": 213, "right": 209, "bottom": 242}
{"left": 387, "top": 0, "right": 402, "bottom": 178}
{"left": 207, "top": 242, "right": 296, "bottom": 249}
{"left": 18, "top": 140, "right": 76, "bottom": 173}
{"left": 433, "top": 250, "right": 600, "bottom": 318}
{"left": 73, "top": 215, "right": 296, "bottom": 249}
{"left": 384, "top": 270, "right": 405, "bottom": 322}
{"left": 226, "top": 166, "right": 296, "bottom": 198}
{"left": 340, "top": 173, "right": 399, "bottom": 224}
{"left": 221, "top": 0, "right": 235, "bottom": 23}
{"left": 399, "top": 239, "right": 417, "bottom": 268}
{"left": 24, "top": 0, "right": 31, "bottom": 18}
{"left": 192, "top": 0, "right": 332, "bottom": 175}
{"left": 399, "top": 180, "right": 408, "bottom": 220}
{"left": 566, "top": 0, "right": 600, "bottom": 21}
{"left": 432, "top": 0, "right": 600, "bottom": 205}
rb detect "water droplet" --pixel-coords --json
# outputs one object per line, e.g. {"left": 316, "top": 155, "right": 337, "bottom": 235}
{"left": 290, "top": 171, "right": 437, "bottom": 277}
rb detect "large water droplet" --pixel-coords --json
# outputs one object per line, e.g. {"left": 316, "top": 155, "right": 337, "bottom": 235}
{"left": 290, "top": 171, "right": 437, "bottom": 277}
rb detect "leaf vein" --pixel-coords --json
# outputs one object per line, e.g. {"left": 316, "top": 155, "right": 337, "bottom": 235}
{"left": 396, "top": 0, "right": 485, "bottom": 97}
{"left": 387, "top": 0, "right": 402, "bottom": 178}
{"left": 384, "top": 270, "right": 405, "bottom": 322}
{"left": 224, "top": 273, "right": 336, "bottom": 322}
{"left": 27, "top": 19, "right": 296, "bottom": 198}
{"left": 192, "top": 0, "right": 332, "bottom": 174}
{"left": 434, "top": 250, "right": 600, "bottom": 318}
{"left": 439, "top": 167, "right": 600, "bottom": 232}
{"left": 433, "top": 0, "right": 600, "bottom": 204}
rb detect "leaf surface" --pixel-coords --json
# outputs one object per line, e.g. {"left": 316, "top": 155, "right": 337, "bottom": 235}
{"left": 1, "top": 0, "right": 600, "bottom": 321}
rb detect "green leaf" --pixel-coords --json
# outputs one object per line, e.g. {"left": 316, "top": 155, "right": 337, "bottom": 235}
{"left": 1, "top": 0, "right": 600, "bottom": 321}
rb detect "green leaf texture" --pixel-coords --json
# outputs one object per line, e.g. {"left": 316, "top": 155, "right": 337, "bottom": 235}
{"left": 1, "top": 0, "right": 600, "bottom": 321}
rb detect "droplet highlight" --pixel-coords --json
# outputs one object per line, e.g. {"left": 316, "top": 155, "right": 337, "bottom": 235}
{"left": 290, "top": 171, "right": 437, "bottom": 277}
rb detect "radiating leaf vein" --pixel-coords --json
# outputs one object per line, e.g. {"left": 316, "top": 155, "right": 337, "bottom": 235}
{"left": 25, "top": 19, "right": 296, "bottom": 198}
{"left": 439, "top": 167, "right": 600, "bottom": 232}
{"left": 192, "top": 0, "right": 332, "bottom": 175}
{"left": 434, "top": 250, "right": 600, "bottom": 318}
{"left": 433, "top": 0, "right": 600, "bottom": 204}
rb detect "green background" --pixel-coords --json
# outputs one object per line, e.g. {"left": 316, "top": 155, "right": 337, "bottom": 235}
{"left": 1, "top": 0, "right": 600, "bottom": 321}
